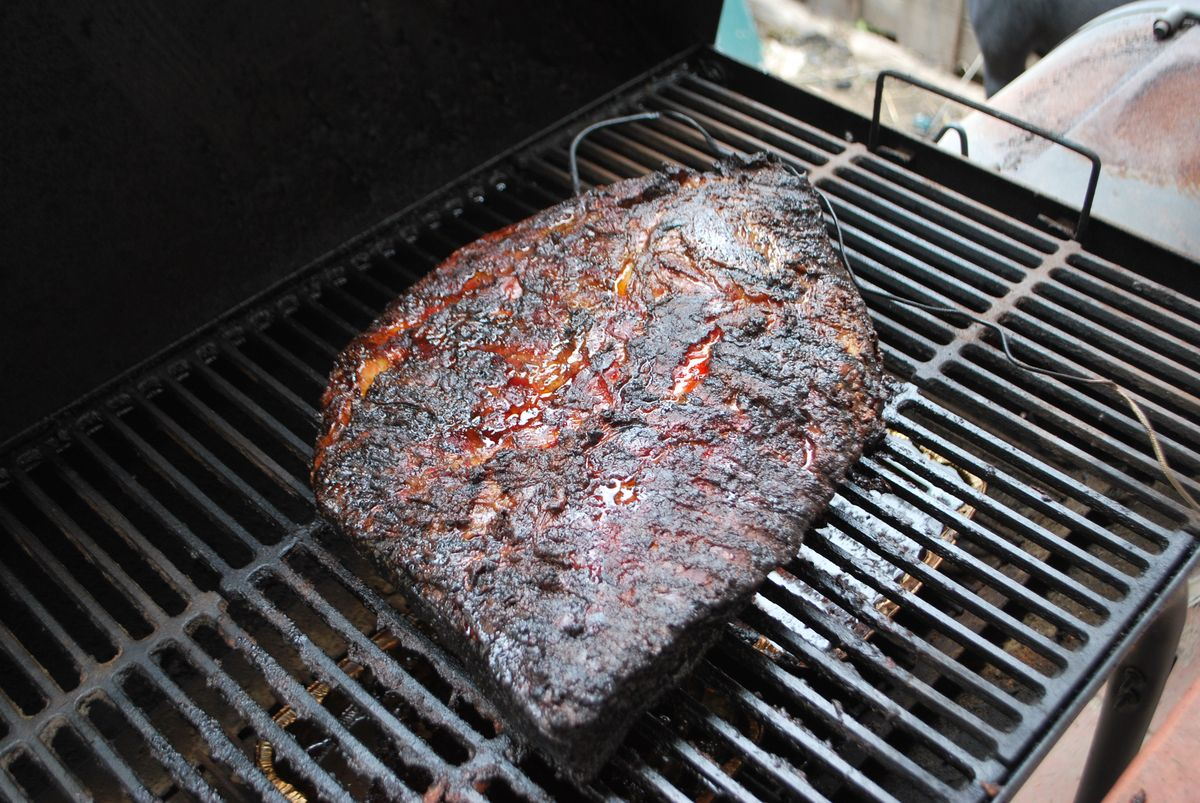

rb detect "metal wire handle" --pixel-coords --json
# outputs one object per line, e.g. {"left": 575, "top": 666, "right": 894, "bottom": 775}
{"left": 868, "top": 70, "right": 1102, "bottom": 243}
{"left": 803, "top": 167, "right": 1198, "bottom": 515}
{"left": 564, "top": 111, "right": 1197, "bottom": 515}
{"left": 568, "top": 110, "right": 733, "bottom": 196}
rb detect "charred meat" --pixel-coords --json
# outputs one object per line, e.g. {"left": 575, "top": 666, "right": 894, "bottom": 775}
{"left": 313, "top": 153, "right": 890, "bottom": 780}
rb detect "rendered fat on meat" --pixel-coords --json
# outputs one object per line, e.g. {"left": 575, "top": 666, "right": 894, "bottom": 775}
{"left": 312, "top": 153, "right": 890, "bottom": 780}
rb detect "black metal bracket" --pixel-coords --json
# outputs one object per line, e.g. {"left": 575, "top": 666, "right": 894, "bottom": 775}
{"left": 932, "top": 122, "right": 969, "bottom": 157}
{"left": 1073, "top": 584, "right": 1189, "bottom": 803}
{"left": 868, "top": 70, "right": 1103, "bottom": 243}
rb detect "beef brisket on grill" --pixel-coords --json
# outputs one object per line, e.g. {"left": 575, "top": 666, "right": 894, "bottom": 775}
{"left": 312, "top": 152, "right": 890, "bottom": 780}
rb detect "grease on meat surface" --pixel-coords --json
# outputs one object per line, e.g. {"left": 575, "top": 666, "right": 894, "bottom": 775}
{"left": 313, "top": 153, "right": 890, "bottom": 780}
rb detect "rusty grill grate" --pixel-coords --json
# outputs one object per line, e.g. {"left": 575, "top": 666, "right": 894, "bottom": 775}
{"left": 0, "top": 50, "right": 1197, "bottom": 802}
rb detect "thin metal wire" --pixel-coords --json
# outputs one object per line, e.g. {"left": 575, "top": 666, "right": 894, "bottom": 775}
{"left": 808, "top": 166, "right": 1198, "bottom": 515}
{"left": 565, "top": 115, "right": 1198, "bottom": 515}
{"left": 568, "top": 110, "right": 733, "bottom": 195}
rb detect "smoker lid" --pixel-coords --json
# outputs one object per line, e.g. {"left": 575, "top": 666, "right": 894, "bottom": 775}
{"left": 946, "top": 3, "right": 1200, "bottom": 258}
{"left": 0, "top": 0, "right": 720, "bottom": 444}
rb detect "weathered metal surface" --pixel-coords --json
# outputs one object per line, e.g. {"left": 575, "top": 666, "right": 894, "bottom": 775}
{"left": 950, "top": 4, "right": 1200, "bottom": 256}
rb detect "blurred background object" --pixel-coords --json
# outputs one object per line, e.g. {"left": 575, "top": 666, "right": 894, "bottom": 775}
{"left": 968, "top": 0, "right": 1131, "bottom": 95}
{"left": 730, "top": 0, "right": 1199, "bottom": 257}
{"left": 949, "top": 1, "right": 1200, "bottom": 257}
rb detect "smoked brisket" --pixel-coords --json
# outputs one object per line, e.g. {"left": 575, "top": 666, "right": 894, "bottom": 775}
{"left": 313, "top": 153, "right": 890, "bottom": 780}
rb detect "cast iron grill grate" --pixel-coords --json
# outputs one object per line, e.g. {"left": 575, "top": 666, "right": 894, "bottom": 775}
{"left": 0, "top": 52, "right": 1196, "bottom": 802}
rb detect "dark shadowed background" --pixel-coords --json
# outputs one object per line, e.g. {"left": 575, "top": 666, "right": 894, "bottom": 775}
{"left": 0, "top": 0, "right": 720, "bottom": 443}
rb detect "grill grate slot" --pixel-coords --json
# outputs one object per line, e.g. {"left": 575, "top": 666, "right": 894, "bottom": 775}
{"left": 850, "top": 156, "right": 1060, "bottom": 253}
{"left": 1066, "top": 253, "right": 1200, "bottom": 324}
{"left": 6, "top": 748, "right": 77, "bottom": 803}
{"left": 646, "top": 90, "right": 830, "bottom": 168}
{"left": 0, "top": 499, "right": 123, "bottom": 662}
{"left": 816, "top": 185, "right": 1009, "bottom": 304}
{"left": 831, "top": 166, "right": 1040, "bottom": 272}
{"left": 0, "top": 55, "right": 1197, "bottom": 802}
{"left": 64, "top": 713, "right": 160, "bottom": 802}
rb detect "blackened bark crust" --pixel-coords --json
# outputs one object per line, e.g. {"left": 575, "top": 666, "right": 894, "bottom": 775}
{"left": 313, "top": 154, "right": 889, "bottom": 780}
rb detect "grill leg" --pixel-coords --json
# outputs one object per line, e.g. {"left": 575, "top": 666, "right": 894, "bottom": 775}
{"left": 1073, "top": 584, "right": 1189, "bottom": 803}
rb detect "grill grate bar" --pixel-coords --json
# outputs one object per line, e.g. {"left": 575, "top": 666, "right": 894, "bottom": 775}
{"left": 1023, "top": 291, "right": 1200, "bottom": 389}
{"left": 189, "top": 362, "right": 313, "bottom": 463}
{"left": 1066, "top": 254, "right": 1200, "bottom": 323}
{"left": 830, "top": 165, "right": 1039, "bottom": 270}
{"left": 674, "top": 697, "right": 835, "bottom": 803}
{"left": 644, "top": 92, "right": 824, "bottom": 169}
{"left": 218, "top": 339, "right": 323, "bottom": 422}
{"left": 4, "top": 729, "right": 93, "bottom": 803}
{"left": 653, "top": 83, "right": 835, "bottom": 166}
{"left": 929, "top": 368, "right": 1198, "bottom": 517}
{"left": 103, "top": 683, "right": 224, "bottom": 803}
{"left": 548, "top": 149, "right": 627, "bottom": 189}
{"left": 818, "top": 188, "right": 1008, "bottom": 305}
{"left": 324, "top": 283, "right": 384, "bottom": 326}
{"left": 100, "top": 410, "right": 267, "bottom": 553}
{"left": 618, "top": 118, "right": 750, "bottom": 170}
{"left": 298, "top": 297, "right": 361, "bottom": 343}
{"left": 210, "top": 606, "right": 425, "bottom": 802}
{"left": 135, "top": 658, "right": 298, "bottom": 802}
{"left": 819, "top": 179, "right": 1024, "bottom": 289}
{"left": 745, "top": 596, "right": 984, "bottom": 782}
{"left": 1034, "top": 283, "right": 1200, "bottom": 375}
{"left": 655, "top": 730, "right": 761, "bottom": 803}
{"left": 0, "top": 617, "right": 62, "bottom": 705}
{"left": 897, "top": 395, "right": 1182, "bottom": 536}
{"left": 344, "top": 267, "right": 409, "bottom": 306}
{"left": 134, "top": 389, "right": 302, "bottom": 531}
{"left": 770, "top": 561, "right": 1026, "bottom": 723}
{"left": 0, "top": 540, "right": 96, "bottom": 686}
{"left": 873, "top": 443, "right": 1137, "bottom": 589}
{"left": 68, "top": 713, "right": 159, "bottom": 803}
{"left": 613, "top": 754, "right": 692, "bottom": 803}
{"left": 827, "top": 498, "right": 1071, "bottom": 670}
{"left": 839, "top": 481, "right": 1094, "bottom": 640}
{"left": 72, "top": 426, "right": 236, "bottom": 577}
{"left": 573, "top": 138, "right": 660, "bottom": 181}
{"left": 276, "top": 315, "right": 341, "bottom": 360}
{"left": 235, "top": 582, "right": 455, "bottom": 780}
{"left": 0, "top": 757, "right": 32, "bottom": 802}
{"left": 958, "top": 344, "right": 1200, "bottom": 475}
{"left": 679, "top": 75, "right": 847, "bottom": 156}
{"left": 762, "top": 571, "right": 1009, "bottom": 749}
{"left": 1005, "top": 305, "right": 1200, "bottom": 417}
{"left": 300, "top": 540, "right": 486, "bottom": 694}
{"left": 177, "top": 620, "right": 365, "bottom": 803}
{"left": 851, "top": 156, "right": 1059, "bottom": 252}
{"left": 837, "top": 246, "right": 968, "bottom": 339}
{"left": 376, "top": 246, "right": 435, "bottom": 283}
{"left": 270, "top": 560, "right": 497, "bottom": 755}
{"left": 803, "top": 532, "right": 1050, "bottom": 693}
{"left": 162, "top": 373, "right": 312, "bottom": 496}
{"left": 1055, "top": 263, "right": 1200, "bottom": 343}
{"left": 48, "top": 453, "right": 202, "bottom": 600}
{"left": 12, "top": 468, "right": 168, "bottom": 626}
{"left": 829, "top": 210, "right": 992, "bottom": 314}
{"left": 697, "top": 661, "right": 905, "bottom": 803}
{"left": 0, "top": 500, "right": 130, "bottom": 647}
{"left": 853, "top": 458, "right": 1112, "bottom": 617}
{"left": 882, "top": 421, "right": 1153, "bottom": 575}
